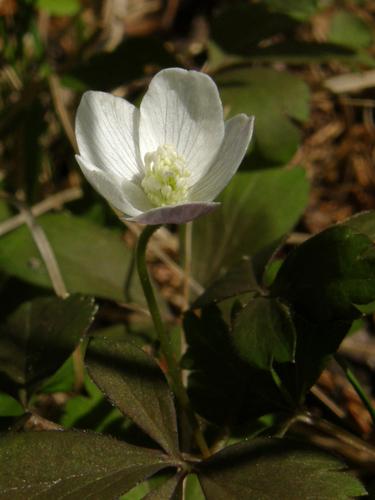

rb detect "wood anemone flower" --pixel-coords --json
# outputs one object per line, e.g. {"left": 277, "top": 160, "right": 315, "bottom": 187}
{"left": 75, "top": 68, "right": 254, "bottom": 225}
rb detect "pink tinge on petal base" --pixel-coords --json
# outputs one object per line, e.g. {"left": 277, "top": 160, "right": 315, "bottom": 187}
{"left": 125, "top": 202, "right": 220, "bottom": 225}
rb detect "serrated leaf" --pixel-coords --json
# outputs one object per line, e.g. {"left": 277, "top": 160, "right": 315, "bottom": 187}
{"left": 192, "top": 169, "right": 309, "bottom": 286}
{"left": 60, "top": 374, "right": 127, "bottom": 434}
{"left": 86, "top": 336, "right": 179, "bottom": 457}
{"left": 232, "top": 297, "right": 296, "bottom": 370}
{"left": 198, "top": 439, "right": 366, "bottom": 500}
{"left": 217, "top": 69, "right": 310, "bottom": 163}
{"left": 0, "top": 431, "right": 176, "bottom": 500}
{"left": 329, "top": 10, "right": 373, "bottom": 49}
{"left": 272, "top": 225, "right": 375, "bottom": 322}
{"left": 0, "top": 212, "right": 143, "bottom": 303}
{"left": 0, "top": 294, "right": 96, "bottom": 388}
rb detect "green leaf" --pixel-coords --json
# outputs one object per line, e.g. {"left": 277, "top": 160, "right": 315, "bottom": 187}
{"left": 0, "top": 431, "right": 176, "bottom": 499}
{"left": 244, "top": 41, "right": 366, "bottom": 64}
{"left": 192, "top": 169, "right": 309, "bottom": 286}
{"left": 272, "top": 225, "right": 375, "bottom": 322}
{"left": 211, "top": 4, "right": 296, "bottom": 57}
{"left": 264, "top": 0, "right": 320, "bottom": 20}
{"left": 217, "top": 68, "right": 310, "bottom": 163}
{"left": 0, "top": 212, "right": 143, "bottom": 303}
{"left": 0, "top": 294, "right": 96, "bottom": 388}
{"left": 192, "top": 257, "right": 259, "bottom": 308}
{"left": 183, "top": 306, "right": 246, "bottom": 424}
{"left": 40, "top": 357, "right": 75, "bottom": 394}
{"left": 329, "top": 10, "right": 373, "bottom": 49}
{"left": 271, "top": 225, "right": 375, "bottom": 398}
{"left": 86, "top": 336, "right": 179, "bottom": 457}
{"left": 121, "top": 472, "right": 175, "bottom": 499}
{"left": 342, "top": 209, "right": 375, "bottom": 240}
{"left": 37, "top": 0, "right": 80, "bottom": 16}
{"left": 0, "top": 392, "right": 24, "bottom": 417}
{"left": 68, "top": 37, "right": 177, "bottom": 91}
{"left": 144, "top": 473, "right": 183, "bottom": 499}
{"left": 185, "top": 474, "right": 205, "bottom": 500}
{"left": 183, "top": 306, "right": 289, "bottom": 423}
{"left": 198, "top": 439, "right": 366, "bottom": 499}
{"left": 60, "top": 374, "right": 127, "bottom": 434}
{"left": 232, "top": 297, "right": 296, "bottom": 370}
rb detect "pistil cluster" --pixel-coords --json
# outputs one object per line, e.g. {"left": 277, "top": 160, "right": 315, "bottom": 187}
{"left": 141, "top": 144, "right": 190, "bottom": 206}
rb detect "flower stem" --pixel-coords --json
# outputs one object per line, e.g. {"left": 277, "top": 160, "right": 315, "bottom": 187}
{"left": 136, "top": 224, "right": 210, "bottom": 458}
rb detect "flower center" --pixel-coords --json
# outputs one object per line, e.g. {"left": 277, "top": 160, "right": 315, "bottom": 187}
{"left": 141, "top": 145, "right": 190, "bottom": 207}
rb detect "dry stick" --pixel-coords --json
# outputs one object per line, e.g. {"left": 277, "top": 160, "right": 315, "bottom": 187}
{"left": 48, "top": 74, "right": 78, "bottom": 152}
{"left": 310, "top": 385, "right": 346, "bottom": 420}
{"left": 296, "top": 413, "right": 375, "bottom": 466}
{"left": 0, "top": 187, "right": 82, "bottom": 237}
{"left": 122, "top": 219, "right": 204, "bottom": 296}
{"left": 0, "top": 193, "right": 84, "bottom": 391}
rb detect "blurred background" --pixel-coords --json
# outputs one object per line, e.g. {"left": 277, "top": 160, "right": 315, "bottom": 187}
{"left": 2, "top": 0, "right": 375, "bottom": 480}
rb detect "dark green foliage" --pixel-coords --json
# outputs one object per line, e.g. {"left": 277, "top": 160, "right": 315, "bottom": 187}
{"left": 0, "top": 431, "right": 175, "bottom": 500}
{"left": 86, "top": 336, "right": 179, "bottom": 457}
{"left": 0, "top": 213, "right": 143, "bottom": 303}
{"left": 192, "top": 168, "right": 309, "bottom": 285}
{"left": 232, "top": 297, "right": 296, "bottom": 370}
{"left": 0, "top": 294, "right": 96, "bottom": 389}
{"left": 197, "top": 439, "right": 366, "bottom": 500}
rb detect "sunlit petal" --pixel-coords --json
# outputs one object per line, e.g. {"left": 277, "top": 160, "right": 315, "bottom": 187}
{"left": 76, "top": 91, "right": 142, "bottom": 181}
{"left": 190, "top": 115, "right": 254, "bottom": 202}
{"left": 139, "top": 68, "right": 225, "bottom": 184}
{"left": 76, "top": 155, "right": 141, "bottom": 216}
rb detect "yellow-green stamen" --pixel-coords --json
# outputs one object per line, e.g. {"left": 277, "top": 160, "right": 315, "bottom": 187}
{"left": 141, "top": 144, "right": 190, "bottom": 206}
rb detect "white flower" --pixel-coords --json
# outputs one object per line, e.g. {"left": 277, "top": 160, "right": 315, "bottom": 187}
{"left": 75, "top": 68, "right": 254, "bottom": 225}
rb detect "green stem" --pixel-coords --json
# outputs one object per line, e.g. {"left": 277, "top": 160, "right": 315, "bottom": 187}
{"left": 335, "top": 354, "right": 375, "bottom": 427}
{"left": 136, "top": 225, "right": 210, "bottom": 458}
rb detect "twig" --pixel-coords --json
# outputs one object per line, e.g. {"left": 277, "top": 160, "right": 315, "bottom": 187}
{"left": 0, "top": 187, "right": 82, "bottom": 237}
{"left": 1, "top": 193, "right": 68, "bottom": 298}
{"left": 286, "top": 232, "right": 310, "bottom": 245}
{"left": 48, "top": 74, "right": 78, "bottom": 152}
{"left": 325, "top": 69, "right": 375, "bottom": 94}
{"left": 295, "top": 413, "right": 375, "bottom": 468}
{"left": 0, "top": 192, "right": 84, "bottom": 391}
{"left": 310, "top": 385, "right": 346, "bottom": 420}
{"left": 122, "top": 219, "right": 204, "bottom": 296}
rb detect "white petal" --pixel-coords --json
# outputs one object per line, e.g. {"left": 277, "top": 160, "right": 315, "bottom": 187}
{"left": 126, "top": 202, "right": 220, "bottom": 225}
{"left": 75, "top": 91, "right": 142, "bottom": 181}
{"left": 76, "top": 155, "right": 141, "bottom": 217}
{"left": 121, "top": 179, "right": 154, "bottom": 212}
{"left": 189, "top": 115, "right": 254, "bottom": 202}
{"left": 139, "top": 68, "right": 225, "bottom": 184}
